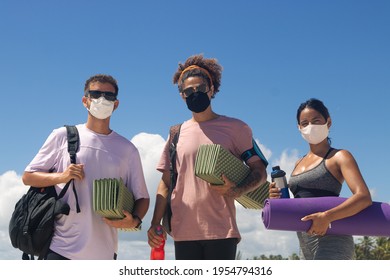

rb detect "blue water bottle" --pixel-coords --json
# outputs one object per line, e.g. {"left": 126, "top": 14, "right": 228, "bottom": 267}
{"left": 271, "top": 166, "right": 290, "bottom": 198}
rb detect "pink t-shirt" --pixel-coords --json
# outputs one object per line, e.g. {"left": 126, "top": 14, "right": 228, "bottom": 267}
{"left": 157, "top": 115, "right": 255, "bottom": 242}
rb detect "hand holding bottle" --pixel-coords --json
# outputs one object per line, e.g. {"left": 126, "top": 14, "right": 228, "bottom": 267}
{"left": 149, "top": 225, "right": 165, "bottom": 260}
{"left": 269, "top": 166, "right": 290, "bottom": 199}
{"left": 269, "top": 181, "right": 282, "bottom": 199}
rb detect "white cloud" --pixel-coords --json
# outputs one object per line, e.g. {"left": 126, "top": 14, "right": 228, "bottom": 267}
{"left": 131, "top": 132, "right": 166, "bottom": 186}
{"left": 0, "top": 171, "right": 29, "bottom": 259}
{"left": 0, "top": 133, "right": 301, "bottom": 260}
{"left": 254, "top": 138, "right": 272, "bottom": 161}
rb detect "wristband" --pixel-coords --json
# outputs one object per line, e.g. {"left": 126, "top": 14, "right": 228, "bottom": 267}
{"left": 132, "top": 214, "right": 142, "bottom": 229}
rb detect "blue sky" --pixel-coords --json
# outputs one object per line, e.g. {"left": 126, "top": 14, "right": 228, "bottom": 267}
{"left": 0, "top": 0, "right": 389, "bottom": 260}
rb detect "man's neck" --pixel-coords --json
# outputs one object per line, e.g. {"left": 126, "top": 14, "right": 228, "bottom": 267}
{"left": 86, "top": 116, "right": 112, "bottom": 135}
{"left": 192, "top": 108, "right": 219, "bottom": 123}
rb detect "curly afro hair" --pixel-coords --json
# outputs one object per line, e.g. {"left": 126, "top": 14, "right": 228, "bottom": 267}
{"left": 173, "top": 54, "right": 223, "bottom": 97}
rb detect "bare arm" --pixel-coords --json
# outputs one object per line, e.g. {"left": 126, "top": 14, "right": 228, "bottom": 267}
{"left": 302, "top": 150, "right": 372, "bottom": 235}
{"left": 323, "top": 150, "right": 372, "bottom": 219}
{"left": 104, "top": 198, "right": 150, "bottom": 229}
{"left": 150, "top": 172, "right": 170, "bottom": 226}
{"left": 132, "top": 198, "right": 150, "bottom": 222}
{"left": 22, "top": 164, "right": 85, "bottom": 188}
{"left": 147, "top": 171, "right": 170, "bottom": 248}
{"left": 210, "top": 159, "right": 267, "bottom": 198}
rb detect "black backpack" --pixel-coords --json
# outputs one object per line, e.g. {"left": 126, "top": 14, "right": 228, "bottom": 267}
{"left": 9, "top": 125, "right": 81, "bottom": 260}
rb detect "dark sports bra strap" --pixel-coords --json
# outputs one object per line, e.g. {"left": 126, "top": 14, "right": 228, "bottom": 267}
{"left": 323, "top": 148, "right": 334, "bottom": 160}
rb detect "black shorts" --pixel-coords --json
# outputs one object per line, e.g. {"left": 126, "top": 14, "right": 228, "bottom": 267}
{"left": 174, "top": 238, "right": 238, "bottom": 260}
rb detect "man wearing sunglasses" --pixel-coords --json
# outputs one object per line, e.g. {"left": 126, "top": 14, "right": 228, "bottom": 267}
{"left": 22, "top": 74, "right": 150, "bottom": 260}
{"left": 148, "top": 55, "right": 268, "bottom": 260}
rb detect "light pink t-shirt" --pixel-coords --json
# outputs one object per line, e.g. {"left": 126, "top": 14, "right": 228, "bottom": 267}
{"left": 25, "top": 124, "right": 149, "bottom": 259}
{"left": 157, "top": 115, "right": 255, "bottom": 242}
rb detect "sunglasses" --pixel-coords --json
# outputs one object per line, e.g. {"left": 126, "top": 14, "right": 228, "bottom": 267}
{"left": 86, "top": 90, "right": 117, "bottom": 101}
{"left": 181, "top": 84, "right": 208, "bottom": 98}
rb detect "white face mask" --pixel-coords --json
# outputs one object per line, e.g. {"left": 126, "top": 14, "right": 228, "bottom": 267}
{"left": 87, "top": 97, "right": 115, "bottom": 120}
{"left": 299, "top": 122, "right": 329, "bottom": 144}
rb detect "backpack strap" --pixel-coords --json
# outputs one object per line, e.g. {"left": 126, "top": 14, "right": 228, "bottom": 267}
{"left": 169, "top": 124, "right": 181, "bottom": 191}
{"left": 166, "top": 123, "right": 182, "bottom": 231}
{"left": 65, "top": 125, "right": 79, "bottom": 165}
{"left": 58, "top": 125, "right": 81, "bottom": 213}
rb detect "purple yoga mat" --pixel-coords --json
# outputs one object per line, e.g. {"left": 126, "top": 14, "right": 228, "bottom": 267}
{"left": 262, "top": 197, "right": 390, "bottom": 237}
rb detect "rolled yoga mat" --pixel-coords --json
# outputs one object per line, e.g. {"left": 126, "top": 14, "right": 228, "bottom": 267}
{"left": 262, "top": 196, "right": 390, "bottom": 237}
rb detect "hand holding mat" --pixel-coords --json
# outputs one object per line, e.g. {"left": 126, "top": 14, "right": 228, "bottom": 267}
{"left": 262, "top": 196, "right": 390, "bottom": 237}
{"left": 195, "top": 144, "right": 270, "bottom": 209}
{"left": 93, "top": 177, "right": 139, "bottom": 231}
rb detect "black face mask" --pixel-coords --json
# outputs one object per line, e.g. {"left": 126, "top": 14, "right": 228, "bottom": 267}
{"left": 185, "top": 91, "right": 210, "bottom": 113}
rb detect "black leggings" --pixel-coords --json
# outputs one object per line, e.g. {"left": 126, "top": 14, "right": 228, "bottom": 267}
{"left": 174, "top": 238, "right": 238, "bottom": 260}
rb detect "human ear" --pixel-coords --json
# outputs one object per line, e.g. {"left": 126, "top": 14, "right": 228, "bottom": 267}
{"left": 209, "top": 86, "right": 215, "bottom": 98}
{"left": 113, "top": 100, "right": 119, "bottom": 111}
{"left": 82, "top": 96, "right": 89, "bottom": 109}
{"left": 327, "top": 118, "right": 332, "bottom": 128}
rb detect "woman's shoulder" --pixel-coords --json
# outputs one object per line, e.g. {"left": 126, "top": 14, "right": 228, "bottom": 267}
{"left": 331, "top": 148, "right": 353, "bottom": 157}
{"left": 330, "top": 148, "right": 357, "bottom": 164}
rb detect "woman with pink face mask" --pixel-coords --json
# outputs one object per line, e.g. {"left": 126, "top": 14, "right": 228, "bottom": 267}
{"left": 269, "top": 98, "right": 372, "bottom": 259}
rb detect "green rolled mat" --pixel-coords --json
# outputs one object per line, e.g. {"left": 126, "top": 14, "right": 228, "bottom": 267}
{"left": 195, "top": 144, "right": 270, "bottom": 209}
{"left": 92, "top": 177, "right": 139, "bottom": 231}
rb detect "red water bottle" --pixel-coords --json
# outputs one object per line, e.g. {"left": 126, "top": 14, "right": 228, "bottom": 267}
{"left": 150, "top": 225, "right": 165, "bottom": 260}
